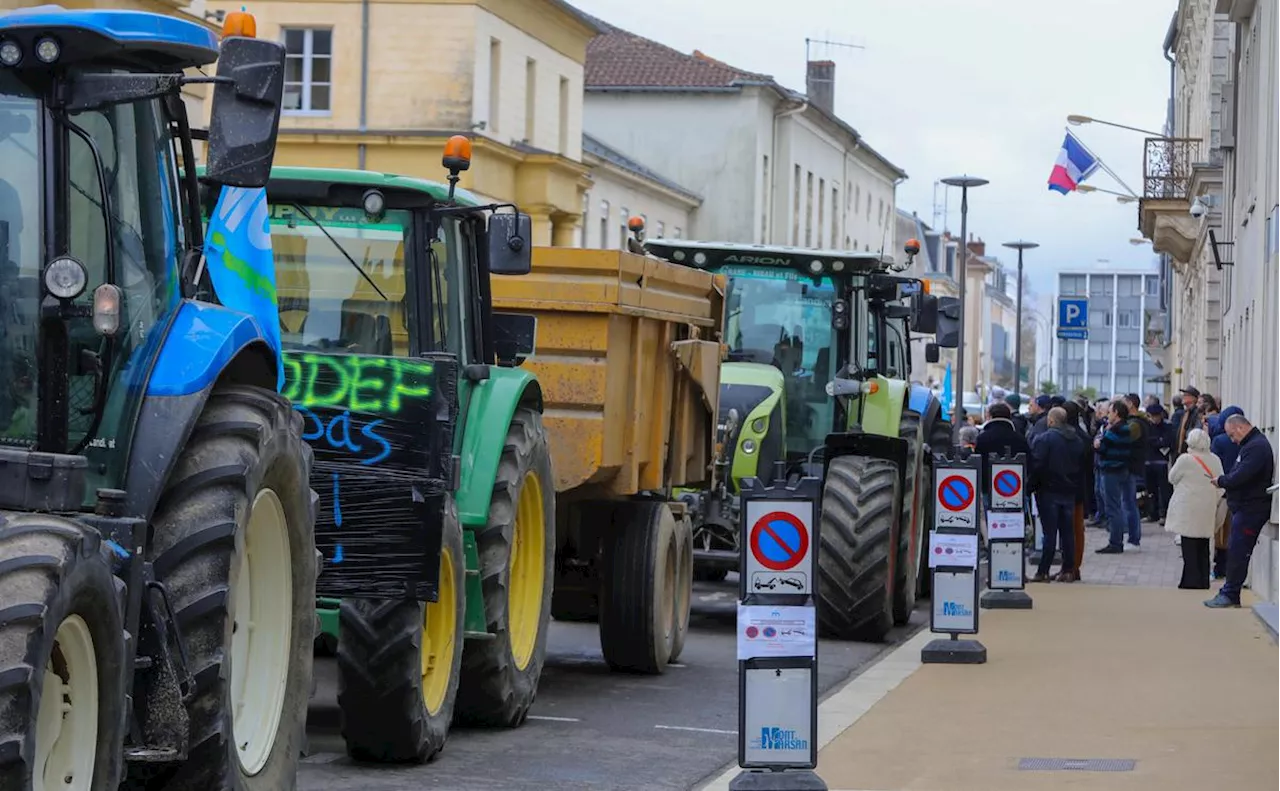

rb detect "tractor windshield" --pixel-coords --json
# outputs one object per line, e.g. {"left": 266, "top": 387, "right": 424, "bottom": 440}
{"left": 0, "top": 80, "right": 40, "bottom": 447}
{"left": 269, "top": 204, "right": 413, "bottom": 356}
{"left": 722, "top": 265, "right": 838, "bottom": 456}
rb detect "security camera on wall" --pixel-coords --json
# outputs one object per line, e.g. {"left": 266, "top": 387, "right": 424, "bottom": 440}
{"left": 1190, "top": 197, "right": 1207, "bottom": 218}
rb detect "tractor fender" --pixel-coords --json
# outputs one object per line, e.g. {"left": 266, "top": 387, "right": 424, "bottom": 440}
{"left": 124, "top": 301, "right": 278, "bottom": 521}
{"left": 454, "top": 366, "right": 544, "bottom": 528}
{"left": 859, "top": 376, "right": 908, "bottom": 437}
{"left": 907, "top": 383, "right": 933, "bottom": 418}
{"left": 909, "top": 383, "right": 944, "bottom": 437}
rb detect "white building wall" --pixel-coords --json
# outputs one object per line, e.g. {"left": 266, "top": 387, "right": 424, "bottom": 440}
{"left": 473, "top": 10, "right": 583, "bottom": 159}
{"left": 580, "top": 166, "right": 696, "bottom": 250}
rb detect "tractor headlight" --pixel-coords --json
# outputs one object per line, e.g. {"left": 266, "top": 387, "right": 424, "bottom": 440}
{"left": 693, "top": 252, "right": 707, "bottom": 266}
{"left": 44, "top": 256, "right": 88, "bottom": 300}
{"left": 0, "top": 41, "right": 22, "bottom": 67}
{"left": 751, "top": 418, "right": 766, "bottom": 434}
{"left": 741, "top": 438, "right": 757, "bottom": 454}
{"left": 35, "top": 37, "right": 60, "bottom": 64}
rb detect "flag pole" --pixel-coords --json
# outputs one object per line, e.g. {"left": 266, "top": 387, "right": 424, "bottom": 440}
{"left": 1066, "top": 128, "right": 1140, "bottom": 197}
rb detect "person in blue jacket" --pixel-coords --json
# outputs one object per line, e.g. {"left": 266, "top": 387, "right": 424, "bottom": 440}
{"left": 1095, "top": 399, "right": 1142, "bottom": 553}
{"left": 1208, "top": 405, "right": 1243, "bottom": 577}
{"left": 1205, "top": 414, "right": 1276, "bottom": 608}
{"left": 1029, "top": 407, "right": 1084, "bottom": 582}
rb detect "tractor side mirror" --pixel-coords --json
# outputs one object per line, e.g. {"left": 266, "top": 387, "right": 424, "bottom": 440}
{"left": 867, "top": 274, "right": 900, "bottom": 301}
{"left": 493, "top": 312, "right": 537, "bottom": 366}
{"left": 936, "top": 296, "right": 961, "bottom": 348}
{"left": 925, "top": 342, "right": 940, "bottom": 363}
{"left": 488, "top": 213, "right": 533, "bottom": 275}
{"left": 205, "top": 37, "right": 286, "bottom": 188}
{"left": 911, "top": 292, "right": 939, "bottom": 334}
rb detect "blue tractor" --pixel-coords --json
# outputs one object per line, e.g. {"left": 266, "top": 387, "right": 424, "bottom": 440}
{"left": 0, "top": 8, "right": 315, "bottom": 790}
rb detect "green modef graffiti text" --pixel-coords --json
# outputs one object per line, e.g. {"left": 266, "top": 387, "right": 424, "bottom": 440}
{"left": 282, "top": 353, "right": 435, "bottom": 413}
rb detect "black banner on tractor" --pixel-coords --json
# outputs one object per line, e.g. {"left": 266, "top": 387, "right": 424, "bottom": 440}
{"left": 282, "top": 350, "right": 458, "bottom": 601}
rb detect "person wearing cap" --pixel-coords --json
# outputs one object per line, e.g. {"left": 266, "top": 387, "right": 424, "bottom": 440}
{"left": 1027, "top": 395, "right": 1052, "bottom": 443}
{"left": 1205, "top": 414, "right": 1277, "bottom": 608}
{"left": 1005, "top": 393, "right": 1029, "bottom": 434}
{"left": 1095, "top": 399, "right": 1143, "bottom": 553}
{"left": 1172, "top": 386, "right": 1201, "bottom": 458}
{"left": 1142, "top": 404, "right": 1175, "bottom": 522}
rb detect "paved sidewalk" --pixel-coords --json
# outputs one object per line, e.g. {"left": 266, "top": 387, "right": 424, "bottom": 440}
{"left": 812, "top": 584, "right": 1276, "bottom": 791}
{"left": 1076, "top": 519, "right": 1183, "bottom": 588}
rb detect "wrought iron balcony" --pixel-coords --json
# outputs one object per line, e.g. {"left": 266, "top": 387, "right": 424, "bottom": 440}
{"left": 1142, "top": 138, "right": 1201, "bottom": 200}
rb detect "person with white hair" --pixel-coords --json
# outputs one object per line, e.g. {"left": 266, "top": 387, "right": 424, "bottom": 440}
{"left": 1164, "top": 428, "right": 1224, "bottom": 589}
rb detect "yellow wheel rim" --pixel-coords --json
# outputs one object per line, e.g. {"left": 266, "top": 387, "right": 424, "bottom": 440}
{"left": 508, "top": 471, "right": 545, "bottom": 671}
{"left": 421, "top": 545, "right": 457, "bottom": 715}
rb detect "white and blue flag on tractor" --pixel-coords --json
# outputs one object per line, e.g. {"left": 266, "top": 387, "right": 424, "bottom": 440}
{"left": 203, "top": 186, "right": 284, "bottom": 390}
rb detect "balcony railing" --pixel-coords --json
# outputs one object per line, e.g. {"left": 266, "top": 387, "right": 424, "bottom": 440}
{"left": 1142, "top": 138, "right": 1201, "bottom": 200}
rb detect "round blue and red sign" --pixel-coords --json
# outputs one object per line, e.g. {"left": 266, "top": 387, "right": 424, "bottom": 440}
{"left": 993, "top": 469, "right": 1022, "bottom": 498}
{"left": 938, "top": 475, "right": 976, "bottom": 512}
{"left": 749, "top": 511, "right": 810, "bottom": 571}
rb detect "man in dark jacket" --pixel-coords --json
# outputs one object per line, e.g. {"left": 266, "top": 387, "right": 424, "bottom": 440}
{"left": 1095, "top": 400, "right": 1142, "bottom": 553}
{"left": 976, "top": 402, "right": 1030, "bottom": 499}
{"left": 1026, "top": 395, "right": 1052, "bottom": 442}
{"left": 1062, "top": 401, "right": 1093, "bottom": 574}
{"left": 1029, "top": 407, "right": 1084, "bottom": 581}
{"left": 1207, "top": 405, "right": 1244, "bottom": 578}
{"left": 1143, "top": 404, "right": 1175, "bottom": 522}
{"left": 1205, "top": 415, "right": 1276, "bottom": 608}
{"left": 1172, "top": 385, "right": 1201, "bottom": 458}
{"left": 1005, "top": 393, "right": 1029, "bottom": 434}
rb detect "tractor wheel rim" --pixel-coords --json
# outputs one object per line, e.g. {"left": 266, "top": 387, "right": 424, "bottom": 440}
{"left": 35, "top": 615, "right": 98, "bottom": 791}
{"left": 231, "top": 488, "right": 293, "bottom": 776}
{"left": 508, "top": 471, "right": 545, "bottom": 671}
{"left": 421, "top": 544, "right": 457, "bottom": 714}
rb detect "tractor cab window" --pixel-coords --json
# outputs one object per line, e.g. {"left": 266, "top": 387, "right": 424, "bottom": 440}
{"left": 269, "top": 204, "right": 414, "bottom": 357}
{"left": 0, "top": 76, "right": 40, "bottom": 447}
{"left": 427, "top": 214, "right": 478, "bottom": 361}
{"left": 722, "top": 265, "right": 838, "bottom": 457}
{"left": 64, "top": 93, "right": 185, "bottom": 493}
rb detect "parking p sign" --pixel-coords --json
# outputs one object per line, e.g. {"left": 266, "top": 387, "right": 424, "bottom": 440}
{"left": 1057, "top": 297, "right": 1089, "bottom": 341}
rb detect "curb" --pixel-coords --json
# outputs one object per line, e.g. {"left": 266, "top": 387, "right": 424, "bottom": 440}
{"left": 1252, "top": 602, "right": 1279, "bottom": 643}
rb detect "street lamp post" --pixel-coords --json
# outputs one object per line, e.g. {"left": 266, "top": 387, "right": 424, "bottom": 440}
{"left": 941, "top": 175, "right": 988, "bottom": 433}
{"left": 1002, "top": 240, "right": 1039, "bottom": 397}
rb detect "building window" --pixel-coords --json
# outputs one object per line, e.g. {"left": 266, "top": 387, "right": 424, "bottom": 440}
{"left": 878, "top": 197, "right": 884, "bottom": 224}
{"left": 557, "top": 76, "right": 570, "bottom": 155}
{"left": 525, "top": 58, "right": 537, "bottom": 143}
{"left": 656, "top": 221, "right": 665, "bottom": 238}
{"left": 831, "top": 187, "right": 839, "bottom": 248}
{"left": 855, "top": 185, "right": 861, "bottom": 219}
{"left": 619, "top": 206, "right": 629, "bottom": 250}
{"left": 866, "top": 193, "right": 871, "bottom": 221}
{"left": 282, "top": 28, "right": 332, "bottom": 113}
{"left": 488, "top": 38, "right": 501, "bottom": 134}
{"left": 673, "top": 227, "right": 682, "bottom": 238}
{"left": 1118, "top": 310, "right": 1139, "bottom": 328}
{"left": 1089, "top": 310, "right": 1112, "bottom": 328}
{"left": 599, "top": 200, "right": 609, "bottom": 249}
{"left": 580, "top": 193, "right": 589, "bottom": 248}
{"left": 1118, "top": 275, "right": 1142, "bottom": 297}
{"left": 1089, "top": 275, "right": 1113, "bottom": 296}
{"left": 818, "top": 178, "right": 826, "bottom": 248}
{"left": 1116, "top": 343, "right": 1139, "bottom": 360}
{"left": 761, "top": 155, "right": 769, "bottom": 242}
{"left": 792, "top": 164, "right": 801, "bottom": 246}
{"left": 805, "top": 171, "right": 814, "bottom": 248}
{"left": 1066, "top": 341, "right": 1085, "bottom": 360}
{"left": 1059, "top": 274, "right": 1087, "bottom": 296}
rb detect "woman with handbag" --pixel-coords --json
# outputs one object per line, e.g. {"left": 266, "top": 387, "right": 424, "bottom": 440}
{"left": 1165, "top": 429, "right": 1225, "bottom": 589}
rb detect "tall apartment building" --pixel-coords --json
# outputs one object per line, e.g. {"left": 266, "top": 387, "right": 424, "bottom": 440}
{"left": 1054, "top": 270, "right": 1163, "bottom": 398}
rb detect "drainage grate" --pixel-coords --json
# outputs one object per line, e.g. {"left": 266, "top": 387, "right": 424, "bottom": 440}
{"left": 1018, "top": 757, "right": 1137, "bottom": 772}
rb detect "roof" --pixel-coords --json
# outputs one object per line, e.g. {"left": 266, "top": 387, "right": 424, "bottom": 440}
{"left": 584, "top": 15, "right": 774, "bottom": 90}
{"left": 0, "top": 6, "right": 219, "bottom": 70}
{"left": 264, "top": 167, "right": 480, "bottom": 208}
{"left": 583, "top": 17, "right": 906, "bottom": 180}
{"left": 582, "top": 134, "right": 702, "bottom": 202}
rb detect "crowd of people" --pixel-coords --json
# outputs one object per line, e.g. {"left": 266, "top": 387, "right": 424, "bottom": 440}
{"left": 961, "top": 386, "right": 1275, "bottom": 607}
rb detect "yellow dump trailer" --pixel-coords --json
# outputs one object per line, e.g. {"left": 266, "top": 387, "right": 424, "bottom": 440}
{"left": 490, "top": 248, "right": 724, "bottom": 674}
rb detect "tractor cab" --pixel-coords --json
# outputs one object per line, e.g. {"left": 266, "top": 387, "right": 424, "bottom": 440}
{"left": 0, "top": 7, "right": 282, "bottom": 499}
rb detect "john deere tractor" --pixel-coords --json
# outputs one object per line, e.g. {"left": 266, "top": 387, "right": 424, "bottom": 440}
{"left": 0, "top": 7, "right": 319, "bottom": 790}
{"left": 646, "top": 239, "right": 959, "bottom": 642}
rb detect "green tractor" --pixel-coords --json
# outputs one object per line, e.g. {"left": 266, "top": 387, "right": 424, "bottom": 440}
{"left": 647, "top": 239, "right": 959, "bottom": 641}
{"left": 0, "top": 8, "right": 321, "bottom": 790}
{"left": 222, "top": 147, "right": 554, "bottom": 764}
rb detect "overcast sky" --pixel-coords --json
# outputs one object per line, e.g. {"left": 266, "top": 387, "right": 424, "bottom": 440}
{"left": 573, "top": 0, "right": 1177, "bottom": 302}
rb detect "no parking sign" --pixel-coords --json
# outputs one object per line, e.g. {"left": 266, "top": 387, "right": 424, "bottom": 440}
{"left": 742, "top": 500, "right": 814, "bottom": 595}
{"left": 933, "top": 467, "right": 979, "bottom": 530}
{"left": 990, "top": 462, "right": 1024, "bottom": 510}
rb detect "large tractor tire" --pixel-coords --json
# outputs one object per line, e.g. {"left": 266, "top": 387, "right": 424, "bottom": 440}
{"left": 0, "top": 518, "right": 128, "bottom": 791}
{"left": 148, "top": 385, "right": 317, "bottom": 789}
{"left": 817, "top": 456, "right": 899, "bottom": 642}
{"left": 669, "top": 513, "right": 694, "bottom": 664}
{"left": 335, "top": 501, "right": 465, "bottom": 763}
{"left": 893, "top": 411, "right": 925, "bottom": 625}
{"left": 456, "top": 407, "right": 555, "bottom": 727}
{"left": 599, "top": 501, "right": 682, "bottom": 674}
{"left": 693, "top": 566, "right": 728, "bottom": 583}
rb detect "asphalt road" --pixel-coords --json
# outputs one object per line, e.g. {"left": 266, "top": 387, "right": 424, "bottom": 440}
{"left": 299, "top": 575, "right": 924, "bottom": 791}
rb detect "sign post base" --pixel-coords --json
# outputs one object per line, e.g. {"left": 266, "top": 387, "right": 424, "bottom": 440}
{"left": 921, "top": 634, "right": 987, "bottom": 664}
{"left": 980, "top": 589, "right": 1033, "bottom": 609}
{"left": 729, "top": 769, "right": 829, "bottom": 790}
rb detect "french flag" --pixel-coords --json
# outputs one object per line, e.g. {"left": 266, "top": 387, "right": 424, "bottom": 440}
{"left": 1047, "top": 131, "right": 1100, "bottom": 194}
